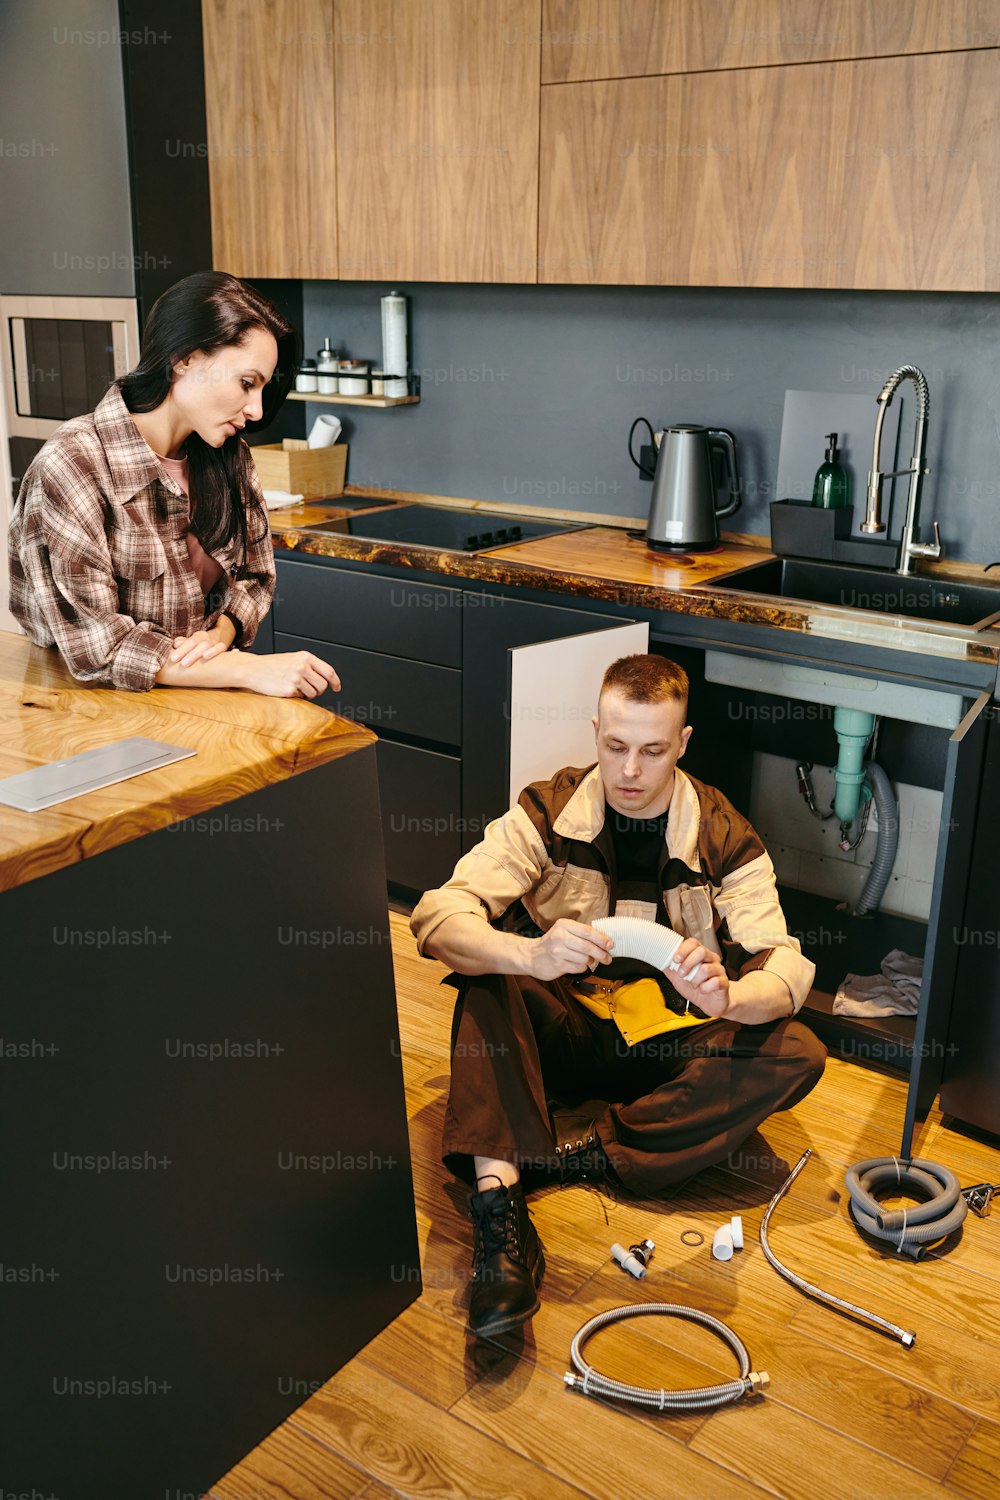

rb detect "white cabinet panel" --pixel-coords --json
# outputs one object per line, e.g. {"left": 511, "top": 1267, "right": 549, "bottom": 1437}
{"left": 508, "top": 622, "right": 648, "bottom": 803}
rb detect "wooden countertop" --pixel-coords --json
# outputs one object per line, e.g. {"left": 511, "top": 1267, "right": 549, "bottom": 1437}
{"left": 0, "top": 632, "right": 374, "bottom": 893}
{"left": 268, "top": 498, "right": 1000, "bottom": 670}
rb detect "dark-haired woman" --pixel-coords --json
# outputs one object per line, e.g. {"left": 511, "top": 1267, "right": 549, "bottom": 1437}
{"left": 8, "top": 272, "right": 340, "bottom": 698}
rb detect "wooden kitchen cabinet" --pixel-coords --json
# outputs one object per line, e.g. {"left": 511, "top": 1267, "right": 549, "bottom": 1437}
{"left": 540, "top": 0, "right": 999, "bottom": 83}
{"left": 334, "top": 0, "right": 541, "bottom": 281}
{"left": 539, "top": 48, "right": 1000, "bottom": 290}
{"left": 202, "top": 0, "right": 337, "bottom": 278}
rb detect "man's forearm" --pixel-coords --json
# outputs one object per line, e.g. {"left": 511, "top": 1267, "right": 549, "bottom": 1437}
{"left": 725, "top": 969, "right": 796, "bottom": 1025}
{"left": 424, "top": 913, "right": 536, "bottom": 977}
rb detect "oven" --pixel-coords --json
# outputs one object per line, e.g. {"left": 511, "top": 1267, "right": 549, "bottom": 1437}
{"left": 1, "top": 293, "right": 140, "bottom": 519}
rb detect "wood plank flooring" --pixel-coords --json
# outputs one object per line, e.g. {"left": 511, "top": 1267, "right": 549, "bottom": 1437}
{"left": 211, "top": 912, "right": 1000, "bottom": 1500}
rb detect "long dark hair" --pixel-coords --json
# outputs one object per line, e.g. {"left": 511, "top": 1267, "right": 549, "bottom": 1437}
{"left": 118, "top": 272, "right": 301, "bottom": 563}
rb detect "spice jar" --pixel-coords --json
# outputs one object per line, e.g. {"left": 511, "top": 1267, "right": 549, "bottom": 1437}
{"left": 338, "top": 359, "right": 370, "bottom": 396}
{"left": 295, "top": 359, "right": 318, "bottom": 393}
{"left": 317, "top": 339, "right": 339, "bottom": 395}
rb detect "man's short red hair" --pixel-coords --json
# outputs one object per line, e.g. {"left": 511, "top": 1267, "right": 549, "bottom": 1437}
{"left": 600, "top": 654, "right": 689, "bottom": 707}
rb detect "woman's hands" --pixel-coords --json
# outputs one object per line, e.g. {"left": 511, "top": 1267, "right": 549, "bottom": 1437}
{"left": 166, "top": 616, "right": 341, "bottom": 698}
{"left": 157, "top": 638, "right": 341, "bottom": 698}
{"left": 238, "top": 650, "right": 341, "bottom": 699}
{"left": 169, "top": 617, "right": 236, "bottom": 668}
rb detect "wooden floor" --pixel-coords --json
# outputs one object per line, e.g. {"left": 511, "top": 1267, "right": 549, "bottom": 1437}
{"left": 212, "top": 912, "right": 1000, "bottom": 1500}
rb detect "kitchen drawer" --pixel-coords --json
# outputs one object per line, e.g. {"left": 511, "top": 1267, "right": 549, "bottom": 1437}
{"left": 376, "top": 738, "right": 462, "bottom": 892}
{"left": 275, "top": 632, "right": 461, "bottom": 746}
{"left": 274, "top": 559, "right": 462, "bottom": 666}
{"left": 248, "top": 606, "right": 274, "bottom": 655}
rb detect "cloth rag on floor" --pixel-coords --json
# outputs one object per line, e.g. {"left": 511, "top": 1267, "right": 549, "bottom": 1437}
{"left": 833, "top": 949, "right": 923, "bottom": 1018}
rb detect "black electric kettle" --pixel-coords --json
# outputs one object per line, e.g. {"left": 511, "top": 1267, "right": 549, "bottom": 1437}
{"left": 644, "top": 425, "right": 741, "bottom": 551}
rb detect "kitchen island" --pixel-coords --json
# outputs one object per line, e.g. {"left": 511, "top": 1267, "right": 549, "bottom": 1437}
{"left": 0, "top": 631, "right": 420, "bottom": 1499}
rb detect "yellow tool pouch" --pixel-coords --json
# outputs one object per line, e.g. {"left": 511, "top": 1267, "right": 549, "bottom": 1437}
{"left": 569, "top": 976, "right": 713, "bottom": 1048}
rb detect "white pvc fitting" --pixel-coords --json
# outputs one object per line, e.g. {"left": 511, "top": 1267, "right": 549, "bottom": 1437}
{"left": 730, "top": 1215, "right": 744, "bottom": 1250}
{"left": 712, "top": 1224, "right": 735, "bottom": 1262}
{"left": 611, "top": 1242, "right": 647, "bottom": 1279}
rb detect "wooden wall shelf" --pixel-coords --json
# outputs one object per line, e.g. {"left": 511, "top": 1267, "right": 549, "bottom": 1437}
{"left": 286, "top": 393, "right": 420, "bottom": 410}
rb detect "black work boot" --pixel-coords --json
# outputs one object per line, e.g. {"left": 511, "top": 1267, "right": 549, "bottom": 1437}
{"left": 467, "top": 1178, "right": 545, "bottom": 1339}
{"left": 551, "top": 1109, "right": 612, "bottom": 1188}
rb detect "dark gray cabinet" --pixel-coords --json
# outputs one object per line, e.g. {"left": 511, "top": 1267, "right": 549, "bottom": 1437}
{"left": 0, "top": 749, "right": 419, "bottom": 1498}
{"left": 376, "top": 738, "right": 463, "bottom": 891}
{"left": 273, "top": 558, "right": 464, "bottom": 893}
{"left": 248, "top": 607, "right": 274, "bottom": 656}
{"left": 900, "top": 691, "right": 990, "bottom": 1150}
{"left": 657, "top": 636, "right": 993, "bottom": 1157}
{"left": 939, "top": 705, "right": 1000, "bottom": 1134}
{"left": 275, "top": 632, "right": 461, "bottom": 746}
{"left": 271, "top": 558, "right": 639, "bottom": 893}
{"left": 275, "top": 560, "right": 462, "bottom": 666}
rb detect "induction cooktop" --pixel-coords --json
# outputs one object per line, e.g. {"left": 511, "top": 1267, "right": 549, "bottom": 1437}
{"left": 304, "top": 504, "right": 585, "bottom": 553}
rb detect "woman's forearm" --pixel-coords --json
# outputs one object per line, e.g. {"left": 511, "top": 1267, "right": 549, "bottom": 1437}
{"left": 154, "top": 649, "right": 251, "bottom": 690}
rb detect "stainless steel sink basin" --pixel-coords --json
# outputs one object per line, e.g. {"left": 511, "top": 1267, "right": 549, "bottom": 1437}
{"left": 711, "top": 559, "right": 1000, "bottom": 629}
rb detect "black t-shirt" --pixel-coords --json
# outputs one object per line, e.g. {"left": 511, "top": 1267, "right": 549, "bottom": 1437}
{"left": 608, "top": 808, "right": 668, "bottom": 902}
{"left": 602, "top": 809, "right": 673, "bottom": 983}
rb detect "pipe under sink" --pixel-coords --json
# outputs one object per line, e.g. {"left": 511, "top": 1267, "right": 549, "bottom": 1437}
{"left": 711, "top": 558, "right": 1000, "bottom": 630}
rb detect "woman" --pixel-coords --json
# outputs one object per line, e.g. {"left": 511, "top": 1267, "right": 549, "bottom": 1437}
{"left": 8, "top": 271, "right": 339, "bottom": 699}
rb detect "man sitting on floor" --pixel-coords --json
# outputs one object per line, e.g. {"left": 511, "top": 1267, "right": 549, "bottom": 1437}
{"left": 410, "top": 653, "right": 826, "bottom": 1339}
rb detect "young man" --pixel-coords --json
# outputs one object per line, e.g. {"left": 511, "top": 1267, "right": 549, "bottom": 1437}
{"left": 410, "top": 654, "right": 825, "bottom": 1339}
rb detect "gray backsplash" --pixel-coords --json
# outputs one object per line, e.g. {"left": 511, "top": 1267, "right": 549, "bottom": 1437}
{"left": 303, "top": 282, "right": 1000, "bottom": 564}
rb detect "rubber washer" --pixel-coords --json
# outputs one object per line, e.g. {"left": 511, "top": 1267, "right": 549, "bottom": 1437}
{"left": 680, "top": 1229, "right": 705, "bottom": 1247}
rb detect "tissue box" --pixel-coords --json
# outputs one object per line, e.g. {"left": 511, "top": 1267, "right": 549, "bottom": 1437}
{"left": 251, "top": 439, "right": 347, "bottom": 500}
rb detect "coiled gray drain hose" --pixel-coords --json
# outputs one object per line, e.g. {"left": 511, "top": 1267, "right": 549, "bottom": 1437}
{"left": 846, "top": 1156, "right": 967, "bottom": 1258}
{"left": 760, "top": 1149, "right": 917, "bottom": 1347}
{"left": 564, "top": 1302, "right": 769, "bottom": 1411}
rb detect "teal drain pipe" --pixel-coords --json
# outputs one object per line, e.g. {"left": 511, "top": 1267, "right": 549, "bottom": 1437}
{"left": 833, "top": 707, "right": 875, "bottom": 827}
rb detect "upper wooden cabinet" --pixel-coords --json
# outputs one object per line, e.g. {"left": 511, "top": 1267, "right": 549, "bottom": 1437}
{"left": 538, "top": 49, "right": 1000, "bottom": 290}
{"left": 540, "top": 0, "right": 1000, "bottom": 82}
{"left": 334, "top": 1, "right": 541, "bottom": 282}
{"left": 202, "top": 0, "right": 337, "bottom": 279}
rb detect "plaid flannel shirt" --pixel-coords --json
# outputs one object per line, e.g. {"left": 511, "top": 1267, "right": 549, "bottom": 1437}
{"left": 7, "top": 384, "right": 275, "bottom": 691}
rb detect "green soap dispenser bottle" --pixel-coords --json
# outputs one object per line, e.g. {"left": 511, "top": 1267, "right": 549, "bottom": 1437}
{"left": 812, "top": 432, "right": 849, "bottom": 509}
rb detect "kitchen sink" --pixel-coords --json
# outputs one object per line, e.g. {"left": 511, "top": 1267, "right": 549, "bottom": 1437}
{"left": 711, "top": 558, "right": 1000, "bottom": 629}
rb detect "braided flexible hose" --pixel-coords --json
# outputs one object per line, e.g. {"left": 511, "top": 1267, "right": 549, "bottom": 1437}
{"left": 760, "top": 1150, "right": 917, "bottom": 1347}
{"left": 565, "top": 1302, "right": 768, "bottom": 1412}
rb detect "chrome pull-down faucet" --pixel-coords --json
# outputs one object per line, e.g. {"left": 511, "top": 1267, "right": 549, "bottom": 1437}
{"left": 860, "top": 364, "right": 941, "bottom": 576}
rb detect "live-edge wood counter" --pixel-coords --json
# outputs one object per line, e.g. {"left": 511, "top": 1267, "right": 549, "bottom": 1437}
{"left": 0, "top": 629, "right": 373, "bottom": 892}
{"left": 0, "top": 628, "right": 420, "bottom": 1499}
{"left": 268, "top": 500, "right": 1000, "bottom": 674}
